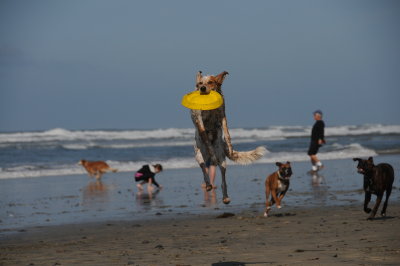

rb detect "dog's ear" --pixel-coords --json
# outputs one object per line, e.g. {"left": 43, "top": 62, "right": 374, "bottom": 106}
{"left": 275, "top": 162, "right": 282, "bottom": 167}
{"left": 196, "top": 71, "right": 203, "bottom": 83}
{"left": 353, "top": 158, "right": 361, "bottom": 162}
{"left": 215, "top": 71, "right": 229, "bottom": 85}
{"left": 367, "top": 157, "right": 374, "bottom": 164}
{"left": 286, "top": 161, "right": 290, "bottom": 165}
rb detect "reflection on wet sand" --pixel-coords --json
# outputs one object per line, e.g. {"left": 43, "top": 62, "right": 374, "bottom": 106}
{"left": 311, "top": 172, "right": 328, "bottom": 203}
{"left": 203, "top": 188, "right": 217, "bottom": 207}
{"left": 82, "top": 180, "right": 109, "bottom": 207}
{"left": 135, "top": 189, "right": 162, "bottom": 210}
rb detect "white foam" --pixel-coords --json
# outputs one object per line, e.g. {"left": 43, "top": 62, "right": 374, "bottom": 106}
{"left": 0, "top": 143, "right": 377, "bottom": 180}
{"left": 1, "top": 124, "right": 399, "bottom": 145}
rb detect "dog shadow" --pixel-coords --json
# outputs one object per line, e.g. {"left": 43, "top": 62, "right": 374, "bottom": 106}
{"left": 212, "top": 261, "right": 273, "bottom": 266}
{"left": 368, "top": 215, "right": 396, "bottom": 221}
{"left": 269, "top": 212, "right": 296, "bottom": 218}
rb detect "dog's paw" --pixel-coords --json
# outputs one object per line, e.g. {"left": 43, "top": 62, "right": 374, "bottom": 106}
{"left": 277, "top": 205, "right": 282, "bottom": 209}
{"left": 223, "top": 197, "right": 231, "bottom": 204}
{"left": 263, "top": 212, "right": 268, "bottom": 217}
{"left": 364, "top": 208, "right": 372, "bottom": 214}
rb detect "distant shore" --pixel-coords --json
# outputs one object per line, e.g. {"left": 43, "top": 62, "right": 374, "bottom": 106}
{"left": 1, "top": 203, "right": 400, "bottom": 265}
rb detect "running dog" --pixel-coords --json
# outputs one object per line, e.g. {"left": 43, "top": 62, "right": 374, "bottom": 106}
{"left": 190, "top": 71, "right": 266, "bottom": 204}
{"left": 79, "top": 160, "right": 118, "bottom": 179}
{"left": 353, "top": 157, "right": 394, "bottom": 220}
{"left": 264, "top": 162, "right": 292, "bottom": 217}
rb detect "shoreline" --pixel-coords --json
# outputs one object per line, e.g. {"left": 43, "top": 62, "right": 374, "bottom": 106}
{"left": 1, "top": 203, "right": 400, "bottom": 265}
{"left": 1, "top": 155, "right": 400, "bottom": 233}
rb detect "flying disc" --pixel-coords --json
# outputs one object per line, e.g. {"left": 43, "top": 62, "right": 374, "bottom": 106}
{"left": 181, "top": 90, "right": 223, "bottom": 110}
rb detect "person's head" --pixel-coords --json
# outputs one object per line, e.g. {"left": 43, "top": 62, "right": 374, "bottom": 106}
{"left": 153, "top": 164, "right": 163, "bottom": 173}
{"left": 313, "top": 110, "right": 323, "bottom": 120}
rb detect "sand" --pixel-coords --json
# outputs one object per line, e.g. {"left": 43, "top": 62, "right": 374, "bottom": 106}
{"left": 1, "top": 203, "right": 400, "bottom": 265}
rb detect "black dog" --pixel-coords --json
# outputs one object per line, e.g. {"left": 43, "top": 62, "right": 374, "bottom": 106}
{"left": 353, "top": 157, "right": 394, "bottom": 220}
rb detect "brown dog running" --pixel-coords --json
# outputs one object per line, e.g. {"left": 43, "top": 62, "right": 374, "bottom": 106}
{"left": 79, "top": 160, "right": 118, "bottom": 179}
{"left": 264, "top": 162, "right": 292, "bottom": 217}
{"left": 353, "top": 157, "right": 394, "bottom": 220}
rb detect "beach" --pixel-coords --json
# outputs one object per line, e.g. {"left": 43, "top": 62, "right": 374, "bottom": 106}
{"left": 1, "top": 204, "right": 400, "bottom": 265}
{"left": 1, "top": 155, "right": 400, "bottom": 265}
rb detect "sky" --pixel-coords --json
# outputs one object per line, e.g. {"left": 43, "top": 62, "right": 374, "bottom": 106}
{"left": 0, "top": 0, "right": 399, "bottom": 132}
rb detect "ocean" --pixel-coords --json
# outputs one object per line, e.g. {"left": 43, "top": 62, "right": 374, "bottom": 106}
{"left": 1, "top": 124, "right": 400, "bottom": 230}
{"left": 1, "top": 124, "right": 400, "bottom": 180}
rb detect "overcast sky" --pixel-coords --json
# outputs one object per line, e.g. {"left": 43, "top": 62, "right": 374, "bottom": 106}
{"left": 1, "top": 0, "right": 399, "bottom": 132}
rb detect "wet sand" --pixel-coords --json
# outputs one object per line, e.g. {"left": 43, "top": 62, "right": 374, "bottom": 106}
{"left": 1, "top": 203, "right": 400, "bottom": 265}
{"left": 1, "top": 155, "right": 400, "bottom": 265}
{"left": 2, "top": 155, "right": 400, "bottom": 232}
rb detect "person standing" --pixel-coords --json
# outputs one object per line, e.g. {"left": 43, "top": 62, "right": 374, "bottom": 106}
{"left": 308, "top": 110, "right": 325, "bottom": 172}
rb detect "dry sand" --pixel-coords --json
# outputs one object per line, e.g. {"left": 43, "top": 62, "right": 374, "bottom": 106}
{"left": 1, "top": 203, "right": 399, "bottom": 265}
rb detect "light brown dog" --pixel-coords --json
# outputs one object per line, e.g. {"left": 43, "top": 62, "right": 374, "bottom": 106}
{"left": 264, "top": 162, "right": 292, "bottom": 217}
{"left": 78, "top": 160, "right": 118, "bottom": 179}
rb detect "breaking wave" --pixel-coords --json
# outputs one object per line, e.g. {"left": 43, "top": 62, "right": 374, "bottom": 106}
{"left": 0, "top": 143, "right": 377, "bottom": 179}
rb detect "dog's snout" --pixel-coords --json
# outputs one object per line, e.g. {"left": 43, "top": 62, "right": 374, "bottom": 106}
{"left": 200, "top": 86, "right": 207, "bottom": 93}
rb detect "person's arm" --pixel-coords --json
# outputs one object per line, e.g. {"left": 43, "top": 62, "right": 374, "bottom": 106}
{"left": 150, "top": 176, "right": 160, "bottom": 188}
{"left": 317, "top": 121, "right": 325, "bottom": 144}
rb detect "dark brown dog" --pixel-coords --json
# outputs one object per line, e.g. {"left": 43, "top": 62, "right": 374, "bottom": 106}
{"left": 79, "top": 160, "right": 118, "bottom": 179}
{"left": 353, "top": 157, "right": 394, "bottom": 220}
{"left": 264, "top": 162, "right": 292, "bottom": 217}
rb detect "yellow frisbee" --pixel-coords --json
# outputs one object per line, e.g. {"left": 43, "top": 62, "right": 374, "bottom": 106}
{"left": 181, "top": 90, "right": 223, "bottom": 110}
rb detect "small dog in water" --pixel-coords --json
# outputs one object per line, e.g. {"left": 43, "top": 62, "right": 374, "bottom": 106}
{"left": 353, "top": 157, "right": 394, "bottom": 219}
{"left": 79, "top": 160, "right": 118, "bottom": 179}
{"left": 190, "top": 71, "right": 266, "bottom": 204}
{"left": 264, "top": 162, "right": 292, "bottom": 217}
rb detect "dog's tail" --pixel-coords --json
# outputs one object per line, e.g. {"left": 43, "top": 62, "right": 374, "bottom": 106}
{"left": 226, "top": 146, "right": 267, "bottom": 165}
{"left": 108, "top": 168, "right": 118, "bottom": 173}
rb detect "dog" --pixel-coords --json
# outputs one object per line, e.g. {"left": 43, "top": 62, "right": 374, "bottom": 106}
{"left": 264, "top": 162, "right": 292, "bottom": 217}
{"left": 78, "top": 160, "right": 118, "bottom": 179}
{"left": 190, "top": 71, "right": 266, "bottom": 204}
{"left": 353, "top": 157, "right": 394, "bottom": 220}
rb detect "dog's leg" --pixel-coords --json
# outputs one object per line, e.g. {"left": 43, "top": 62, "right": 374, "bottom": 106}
{"left": 381, "top": 186, "right": 392, "bottom": 217}
{"left": 368, "top": 194, "right": 383, "bottom": 220}
{"left": 277, "top": 192, "right": 286, "bottom": 208}
{"left": 271, "top": 190, "right": 280, "bottom": 209}
{"left": 364, "top": 192, "right": 372, "bottom": 214}
{"left": 194, "top": 145, "right": 212, "bottom": 191}
{"left": 192, "top": 111, "right": 218, "bottom": 163}
{"left": 222, "top": 117, "right": 234, "bottom": 156}
{"left": 200, "top": 163, "right": 212, "bottom": 191}
{"left": 219, "top": 160, "right": 230, "bottom": 204}
{"left": 95, "top": 171, "right": 102, "bottom": 180}
{"left": 264, "top": 185, "right": 271, "bottom": 217}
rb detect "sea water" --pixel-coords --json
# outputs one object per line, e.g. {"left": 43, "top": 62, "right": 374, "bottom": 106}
{"left": 1, "top": 124, "right": 400, "bottom": 231}
{"left": 1, "top": 124, "right": 399, "bottom": 179}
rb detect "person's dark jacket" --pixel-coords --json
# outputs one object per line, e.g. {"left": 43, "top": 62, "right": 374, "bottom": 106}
{"left": 135, "top": 165, "right": 160, "bottom": 187}
{"left": 311, "top": 120, "right": 325, "bottom": 143}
